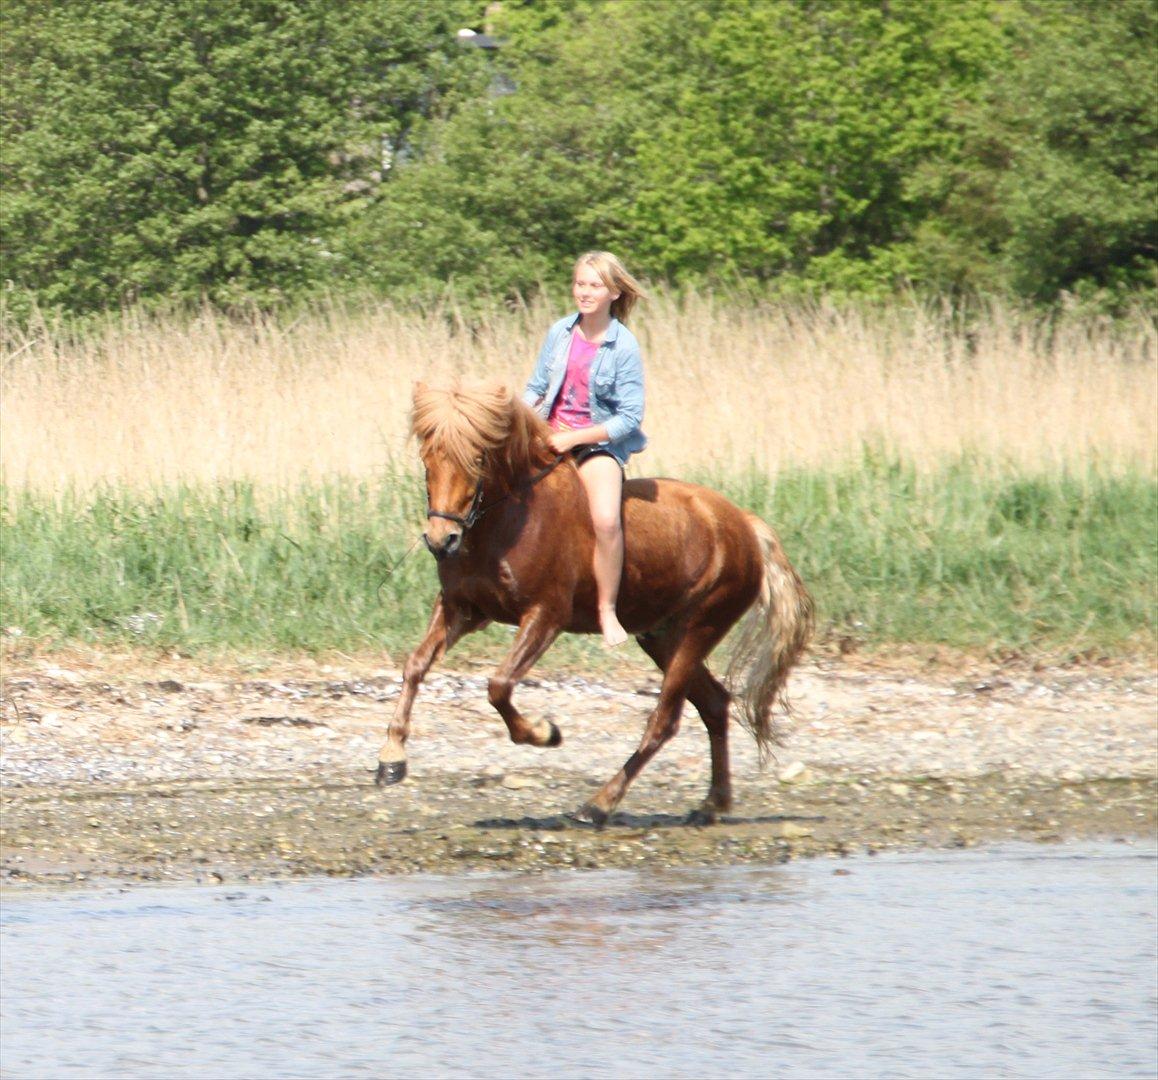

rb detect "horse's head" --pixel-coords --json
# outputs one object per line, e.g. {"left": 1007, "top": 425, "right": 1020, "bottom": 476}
{"left": 411, "top": 379, "right": 553, "bottom": 561}
{"left": 419, "top": 440, "right": 482, "bottom": 560}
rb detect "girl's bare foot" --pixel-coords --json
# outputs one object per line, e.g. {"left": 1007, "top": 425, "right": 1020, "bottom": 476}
{"left": 600, "top": 608, "right": 629, "bottom": 649}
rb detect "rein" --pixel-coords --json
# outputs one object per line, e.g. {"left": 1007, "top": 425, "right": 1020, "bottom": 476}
{"left": 426, "top": 454, "right": 565, "bottom": 533}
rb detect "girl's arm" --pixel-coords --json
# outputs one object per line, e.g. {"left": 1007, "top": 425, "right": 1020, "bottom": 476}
{"left": 600, "top": 343, "right": 644, "bottom": 442}
{"left": 548, "top": 424, "right": 611, "bottom": 453}
{"left": 523, "top": 327, "right": 557, "bottom": 406}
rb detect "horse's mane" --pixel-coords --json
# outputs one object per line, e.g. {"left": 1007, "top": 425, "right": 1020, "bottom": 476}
{"left": 411, "top": 379, "right": 556, "bottom": 483}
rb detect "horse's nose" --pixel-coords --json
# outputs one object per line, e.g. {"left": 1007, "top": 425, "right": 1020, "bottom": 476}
{"left": 423, "top": 531, "right": 462, "bottom": 560}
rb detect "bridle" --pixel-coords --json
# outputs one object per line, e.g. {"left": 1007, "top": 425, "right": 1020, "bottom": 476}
{"left": 426, "top": 478, "right": 487, "bottom": 532}
{"left": 425, "top": 454, "right": 565, "bottom": 535}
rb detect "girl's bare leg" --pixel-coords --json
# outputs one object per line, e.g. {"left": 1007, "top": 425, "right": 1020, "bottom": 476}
{"left": 578, "top": 454, "right": 628, "bottom": 647}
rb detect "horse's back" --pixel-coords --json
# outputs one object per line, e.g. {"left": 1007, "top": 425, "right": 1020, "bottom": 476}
{"left": 623, "top": 476, "right": 755, "bottom": 536}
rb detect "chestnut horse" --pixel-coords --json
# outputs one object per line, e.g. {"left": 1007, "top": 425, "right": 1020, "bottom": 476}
{"left": 377, "top": 381, "right": 814, "bottom": 826}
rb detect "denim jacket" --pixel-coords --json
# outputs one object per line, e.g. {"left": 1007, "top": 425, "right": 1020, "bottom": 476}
{"left": 522, "top": 313, "right": 647, "bottom": 465}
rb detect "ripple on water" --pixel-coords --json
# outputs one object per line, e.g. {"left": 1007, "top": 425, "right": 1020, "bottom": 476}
{"left": 2, "top": 842, "right": 1156, "bottom": 1079}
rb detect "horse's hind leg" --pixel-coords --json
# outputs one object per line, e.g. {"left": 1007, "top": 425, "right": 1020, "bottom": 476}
{"left": 685, "top": 670, "right": 732, "bottom": 821}
{"left": 575, "top": 628, "right": 715, "bottom": 827}
{"left": 376, "top": 595, "right": 487, "bottom": 785}
{"left": 638, "top": 632, "right": 733, "bottom": 821}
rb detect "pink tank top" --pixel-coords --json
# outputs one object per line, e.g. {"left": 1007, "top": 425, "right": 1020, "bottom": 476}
{"left": 548, "top": 331, "right": 600, "bottom": 431}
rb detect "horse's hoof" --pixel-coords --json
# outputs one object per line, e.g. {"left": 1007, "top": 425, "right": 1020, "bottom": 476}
{"left": 544, "top": 721, "right": 563, "bottom": 748}
{"left": 375, "top": 760, "right": 407, "bottom": 786}
{"left": 685, "top": 806, "right": 719, "bottom": 827}
{"left": 566, "top": 802, "right": 609, "bottom": 830}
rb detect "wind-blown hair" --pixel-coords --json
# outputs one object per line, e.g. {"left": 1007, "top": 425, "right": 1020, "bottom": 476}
{"left": 411, "top": 380, "right": 555, "bottom": 484}
{"left": 573, "top": 251, "right": 646, "bottom": 322}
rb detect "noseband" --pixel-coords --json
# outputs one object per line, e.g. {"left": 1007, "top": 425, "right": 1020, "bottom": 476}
{"left": 425, "top": 455, "right": 564, "bottom": 535}
{"left": 426, "top": 480, "right": 486, "bottom": 532}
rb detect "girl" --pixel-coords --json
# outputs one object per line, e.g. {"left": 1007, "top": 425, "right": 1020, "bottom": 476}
{"left": 523, "top": 251, "right": 647, "bottom": 648}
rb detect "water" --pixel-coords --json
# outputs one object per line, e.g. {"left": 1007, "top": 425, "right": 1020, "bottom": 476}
{"left": 2, "top": 842, "right": 1155, "bottom": 1079}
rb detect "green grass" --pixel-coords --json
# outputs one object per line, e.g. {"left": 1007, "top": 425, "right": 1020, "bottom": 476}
{"left": 2, "top": 457, "right": 1154, "bottom": 664}
{"left": 704, "top": 456, "right": 1156, "bottom": 657}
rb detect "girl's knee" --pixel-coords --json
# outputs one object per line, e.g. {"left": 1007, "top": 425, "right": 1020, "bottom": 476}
{"left": 591, "top": 514, "right": 622, "bottom": 540}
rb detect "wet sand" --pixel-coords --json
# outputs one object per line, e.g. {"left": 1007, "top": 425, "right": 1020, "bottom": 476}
{"left": 2, "top": 651, "right": 1154, "bottom": 886}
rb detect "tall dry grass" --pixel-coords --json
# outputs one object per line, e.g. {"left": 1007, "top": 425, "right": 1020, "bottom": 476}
{"left": 1, "top": 294, "right": 1154, "bottom": 490}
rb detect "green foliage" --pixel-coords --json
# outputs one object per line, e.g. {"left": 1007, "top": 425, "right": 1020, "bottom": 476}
{"left": 341, "top": 0, "right": 658, "bottom": 304}
{"left": 706, "top": 460, "right": 1156, "bottom": 654}
{"left": 1, "top": 0, "right": 1154, "bottom": 313}
{"left": 913, "top": 0, "right": 1158, "bottom": 302}
{"left": 1, "top": 477, "right": 436, "bottom": 654}
{"left": 626, "top": 0, "right": 1007, "bottom": 294}
{"left": 350, "top": 0, "right": 1012, "bottom": 300}
{"left": 1, "top": 0, "right": 488, "bottom": 313}
{"left": 3, "top": 463, "right": 1153, "bottom": 660}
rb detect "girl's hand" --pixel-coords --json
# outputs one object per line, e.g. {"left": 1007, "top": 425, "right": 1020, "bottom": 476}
{"left": 548, "top": 430, "right": 578, "bottom": 454}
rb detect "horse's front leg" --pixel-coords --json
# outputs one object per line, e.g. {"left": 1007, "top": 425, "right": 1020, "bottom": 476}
{"left": 488, "top": 606, "right": 565, "bottom": 749}
{"left": 376, "top": 594, "right": 487, "bottom": 785}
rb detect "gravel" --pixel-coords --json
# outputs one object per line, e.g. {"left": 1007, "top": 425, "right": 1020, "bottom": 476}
{"left": 1, "top": 652, "right": 1154, "bottom": 886}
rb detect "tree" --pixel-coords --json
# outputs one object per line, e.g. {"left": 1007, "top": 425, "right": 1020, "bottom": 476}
{"left": 342, "top": 0, "right": 672, "bottom": 305}
{"left": 1, "top": 0, "right": 487, "bottom": 312}
{"left": 623, "top": 0, "right": 1006, "bottom": 294}
{"left": 914, "top": 0, "right": 1158, "bottom": 302}
{"left": 5, "top": 0, "right": 1153, "bottom": 313}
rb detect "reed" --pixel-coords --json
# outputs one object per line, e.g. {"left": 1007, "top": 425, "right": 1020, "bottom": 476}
{"left": 2, "top": 295, "right": 1153, "bottom": 489}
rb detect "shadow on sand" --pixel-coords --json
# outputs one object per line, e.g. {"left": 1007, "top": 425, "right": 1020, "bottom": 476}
{"left": 474, "top": 811, "right": 828, "bottom": 832}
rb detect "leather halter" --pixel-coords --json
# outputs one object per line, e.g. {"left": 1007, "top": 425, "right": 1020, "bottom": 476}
{"left": 424, "top": 455, "right": 564, "bottom": 534}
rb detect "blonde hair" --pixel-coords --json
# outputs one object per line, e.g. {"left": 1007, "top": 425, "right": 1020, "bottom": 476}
{"left": 573, "top": 251, "right": 646, "bottom": 322}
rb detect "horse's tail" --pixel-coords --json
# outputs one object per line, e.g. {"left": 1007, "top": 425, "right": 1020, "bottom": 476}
{"left": 726, "top": 515, "right": 814, "bottom": 766}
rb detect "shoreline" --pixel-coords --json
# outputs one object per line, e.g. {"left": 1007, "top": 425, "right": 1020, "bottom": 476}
{"left": 2, "top": 653, "right": 1155, "bottom": 887}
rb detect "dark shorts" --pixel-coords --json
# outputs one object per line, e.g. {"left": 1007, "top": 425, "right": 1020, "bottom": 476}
{"left": 571, "top": 445, "right": 624, "bottom": 470}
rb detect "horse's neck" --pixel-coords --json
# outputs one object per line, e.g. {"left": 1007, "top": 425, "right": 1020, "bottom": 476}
{"left": 489, "top": 450, "right": 565, "bottom": 499}
{"left": 485, "top": 459, "right": 576, "bottom": 516}
{"left": 482, "top": 467, "right": 517, "bottom": 501}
